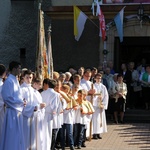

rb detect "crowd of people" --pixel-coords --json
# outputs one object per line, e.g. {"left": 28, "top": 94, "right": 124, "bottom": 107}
{"left": 0, "top": 59, "right": 149, "bottom": 150}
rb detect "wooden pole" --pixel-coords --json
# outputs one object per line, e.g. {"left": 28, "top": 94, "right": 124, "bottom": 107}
{"left": 35, "top": 1, "right": 41, "bottom": 72}
{"left": 47, "top": 25, "right": 54, "bottom": 79}
{"left": 89, "top": 83, "right": 94, "bottom": 141}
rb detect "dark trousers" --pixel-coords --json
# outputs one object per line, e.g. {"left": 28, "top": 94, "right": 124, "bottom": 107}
{"left": 57, "top": 127, "right": 64, "bottom": 148}
{"left": 51, "top": 128, "right": 59, "bottom": 150}
{"left": 73, "top": 123, "right": 85, "bottom": 147}
{"left": 62, "top": 124, "right": 74, "bottom": 148}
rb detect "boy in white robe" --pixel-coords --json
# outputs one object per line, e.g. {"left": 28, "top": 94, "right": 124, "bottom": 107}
{"left": 74, "top": 89, "right": 94, "bottom": 149}
{"left": 54, "top": 80, "right": 67, "bottom": 149}
{"left": 32, "top": 78, "right": 46, "bottom": 150}
{"left": 41, "top": 79, "right": 60, "bottom": 150}
{"left": 80, "top": 69, "right": 95, "bottom": 143}
{"left": 51, "top": 80, "right": 64, "bottom": 150}
{"left": 0, "top": 61, "right": 26, "bottom": 150}
{"left": 61, "top": 84, "right": 76, "bottom": 150}
{"left": 21, "top": 70, "right": 39, "bottom": 150}
{"left": 72, "top": 74, "right": 82, "bottom": 91}
{"left": 80, "top": 69, "right": 95, "bottom": 101}
{"left": 92, "top": 73, "right": 109, "bottom": 139}
{"left": 0, "top": 64, "right": 6, "bottom": 141}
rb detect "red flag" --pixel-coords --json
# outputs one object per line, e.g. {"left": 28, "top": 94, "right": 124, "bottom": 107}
{"left": 97, "top": 4, "right": 106, "bottom": 41}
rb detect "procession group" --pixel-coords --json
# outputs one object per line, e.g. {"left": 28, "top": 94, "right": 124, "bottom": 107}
{"left": 0, "top": 61, "right": 129, "bottom": 150}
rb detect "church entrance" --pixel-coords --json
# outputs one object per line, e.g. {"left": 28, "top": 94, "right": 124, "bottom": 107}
{"left": 114, "top": 37, "right": 150, "bottom": 72}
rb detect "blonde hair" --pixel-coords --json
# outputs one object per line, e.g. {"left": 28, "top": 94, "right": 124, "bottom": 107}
{"left": 61, "top": 84, "right": 70, "bottom": 92}
{"left": 78, "top": 89, "right": 87, "bottom": 96}
{"left": 53, "top": 71, "right": 60, "bottom": 79}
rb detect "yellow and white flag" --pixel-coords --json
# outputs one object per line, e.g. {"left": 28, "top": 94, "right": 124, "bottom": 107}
{"left": 74, "top": 6, "right": 88, "bottom": 41}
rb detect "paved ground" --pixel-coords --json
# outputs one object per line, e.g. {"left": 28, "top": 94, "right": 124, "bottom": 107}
{"left": 84, "top": 122, "right": 150, "bottom": 150}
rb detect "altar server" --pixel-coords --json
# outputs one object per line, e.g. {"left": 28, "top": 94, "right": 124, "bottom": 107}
{"left": 92, "top": 73, "right": 109, "bottom": 139}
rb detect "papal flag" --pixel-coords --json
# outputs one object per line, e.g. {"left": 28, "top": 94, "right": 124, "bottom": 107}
{"left": 74, "top": 6, "right": 88, "bottom": 41}
{"left": 36, "top": 9, "right": 49, "bottom": 81}
{"left": 114, "top": 7, "right": 125, "bottom": 42}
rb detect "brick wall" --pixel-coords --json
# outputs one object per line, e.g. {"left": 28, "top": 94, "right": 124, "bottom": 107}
{"left": 0, "top": 1, "right": 100, "bottom": 72}
{"left": 0, "top": 1, "right": 38, "bottom": 70}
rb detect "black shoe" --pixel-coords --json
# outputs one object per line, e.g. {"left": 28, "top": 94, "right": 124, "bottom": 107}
{"left": 114, "top": 121, "right": 118, "bottom": 124}
{"left": 55, "top": 143, "right": 61, "bottom": 148}
{"left": 77, "top": 146, "right": 81, "bottom": 149}
{"left": 97, "top": 134, "right": 102, "bottom": 139}
{"left": 120, "top": 121, "right": 125, "bottom": 124}
{"left": 81, "top": 142, "right": 86, "bottom": 147}
{"left": 70, "top": 145, "right": 75, "bottom": 150}
{"left": 92, "top": 134, "right": 98, "bottom": 139}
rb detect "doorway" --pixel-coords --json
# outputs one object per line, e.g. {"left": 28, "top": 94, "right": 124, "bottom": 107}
{"left": 114, "top": 37, "right": 150, "bottom": 72}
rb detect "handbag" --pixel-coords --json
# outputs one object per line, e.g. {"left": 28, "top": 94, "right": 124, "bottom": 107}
{"left": 133, "top": 81, "right": 142, "bottom": 92}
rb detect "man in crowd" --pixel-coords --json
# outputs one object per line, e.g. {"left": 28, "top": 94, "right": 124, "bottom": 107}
{"left": 0, "top": 61, "right": 26, "bottom": 150}
{"left": 0, "top": 64, "right": 6, "bottom": 141}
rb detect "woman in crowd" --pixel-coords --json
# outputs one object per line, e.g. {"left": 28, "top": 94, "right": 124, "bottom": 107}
{"left": 112, "top": 74, "right": 127, "bottom": 124}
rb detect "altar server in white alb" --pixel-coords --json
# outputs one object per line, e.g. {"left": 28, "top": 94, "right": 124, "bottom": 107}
{"left": 51, "top": 81, "right": 64, "bottom": 150}
{"left": 0, "top": 61, "right": 26, "bottom": 150}
{"left": 21, "top": 70, "right": 40, "bottom": 150}
{"left": 80, "top": 69, "right": 96, "bottom": 139}
{"left": 80, "top": 69, "right": 95, "bottom": 101}
{"left": 32, "top": 78, "right": 46, "bottom": 150}
{"left": 41, "top": 79, "right": 60, "bottom": 150}
{"left": 60, "top": 84, "right": 78, "bottom": 150}
{"left": 54, "top": 80, "right": 67, "bottom": 149}
{"left": 92, "top": 73, "right": 109, "bottom": 139}
{"left": 0, "top": 64, "right": 6, "bottom": 141}
{"left": 73, "top": 89, "right": 89, "bottom": 149}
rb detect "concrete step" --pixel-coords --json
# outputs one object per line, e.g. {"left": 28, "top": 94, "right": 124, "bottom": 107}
{"left": 124, "top": 109, "right": 150, "bottom": 123}
{"left": 106, "top": 109, "right": 150, "bottom": 123}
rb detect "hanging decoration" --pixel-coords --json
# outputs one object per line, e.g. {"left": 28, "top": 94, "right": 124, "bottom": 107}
{"left": 103, "top": 49, "right": 109, "bottom": 55}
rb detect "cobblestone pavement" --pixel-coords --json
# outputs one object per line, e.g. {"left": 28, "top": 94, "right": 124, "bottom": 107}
{"left": 84, "top": 123, "right": 150, "bottom": 150}
{"left": 64, "top": 122, "right": 150, "bottom": 150}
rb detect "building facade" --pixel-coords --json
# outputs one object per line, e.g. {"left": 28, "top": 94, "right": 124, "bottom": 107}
{"left": 45, "top": 0, "right": 150, "bottom": 72}
{"left": 0, "top": 0, "right": 150, "bottom": 72}
{"left": 0, "top": 0, "right": 38, "bottom": 70}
